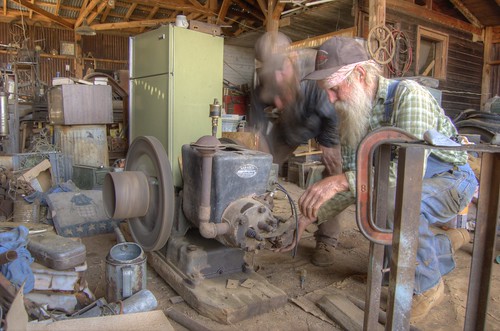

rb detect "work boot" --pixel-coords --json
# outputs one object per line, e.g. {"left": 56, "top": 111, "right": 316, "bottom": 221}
{"left": 446, "top": 228, "right": 470, "bottom": 252}
{"left": 311, "top": 242, "right": 335, "bottom": 266}
{"left": 410, "top": 279, "right": 445, "bottom": 323}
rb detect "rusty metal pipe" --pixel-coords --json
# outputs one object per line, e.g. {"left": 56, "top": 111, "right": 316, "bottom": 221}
{"left": 191, "top": 136, "right": 229, "bottom": 239}
{"left": 0, "top": 250, "right": 18, "bottom": 265}
{"left": 103, "top": 171, "right": 150, "bottom": 219}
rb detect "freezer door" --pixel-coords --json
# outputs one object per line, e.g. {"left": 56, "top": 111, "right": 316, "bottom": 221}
{"left": 130, "top": 25, "right": 170, "bottom": 78}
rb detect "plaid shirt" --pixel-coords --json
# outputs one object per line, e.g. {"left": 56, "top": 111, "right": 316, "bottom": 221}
{"left": 343, "top": 76, "right": 468, "bottom": 194}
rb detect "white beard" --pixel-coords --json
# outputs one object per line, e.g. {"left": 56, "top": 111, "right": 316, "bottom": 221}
{"left": 335, "top": 80, "right": 374, "bottom": 149}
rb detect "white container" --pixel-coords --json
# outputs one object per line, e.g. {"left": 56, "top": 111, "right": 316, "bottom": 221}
{"left": 222, "top": 114, "right": 243, "bottom": 132}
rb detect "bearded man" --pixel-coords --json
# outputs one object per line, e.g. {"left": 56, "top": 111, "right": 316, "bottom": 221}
{"left": 278, "top": 37, "right": 478, "bottom": 322}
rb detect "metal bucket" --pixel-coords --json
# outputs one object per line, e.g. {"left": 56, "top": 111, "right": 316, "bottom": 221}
{"left": 105, "top": 242, "right": 147, "bottom": 302}
{"left": 13, "top": 199, "right": 40, "bottom": 223}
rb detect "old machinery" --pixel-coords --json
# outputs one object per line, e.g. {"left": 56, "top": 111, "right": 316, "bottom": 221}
{"left": 103, "top": 134, "right": 296, "bottom": 323}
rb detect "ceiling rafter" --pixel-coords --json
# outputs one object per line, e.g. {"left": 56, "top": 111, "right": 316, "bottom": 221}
{"left": 29, "top": 0, "right": 34, "bottom": 19}
{"left": 217, "top": 0, "right": 232, "bottom": 24}
{"left": 92, "top": 17, "right": 175, "bottom": 31}
{"left": 139, "top": 4, "right": 159, "bottom": 32}
{"left": 88, "top": 1, "right": 108, "bottom": 24}
{"left": 17, "top": 0, "right": 73, "bottom": 29}
{"left": 449, "top": 0, "right": 483, "bottom": 28}
{"left": 100, "top": 6, "right": 112, "bottom": 23}
{"left": 75, "top": 0, "right": 101, "bottom": 28}
{"left": 124, "top": 3, "right": 138, "bottom": 20}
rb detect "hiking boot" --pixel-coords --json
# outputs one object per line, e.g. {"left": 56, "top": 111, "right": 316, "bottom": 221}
{"left": 311, "top": 242, "right": 335, "bottom": 266}
{"left": 410, "top": 279, "right": 445, "bottom": 323}
{"left": 446, "top": 228, "right": 470, "bottom": 252}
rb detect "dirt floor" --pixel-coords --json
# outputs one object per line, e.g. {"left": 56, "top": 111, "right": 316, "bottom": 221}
{"left": 83, "top": 180, "right": 500, "bottom": 331}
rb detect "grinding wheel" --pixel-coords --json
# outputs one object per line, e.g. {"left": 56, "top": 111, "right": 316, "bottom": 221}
{"left": 124, "top": 136, "right": 175, "bottom": 251}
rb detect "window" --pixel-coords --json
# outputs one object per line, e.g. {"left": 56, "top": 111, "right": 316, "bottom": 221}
{"left": 416, "top": 26, "right": 449, "bottom": 80}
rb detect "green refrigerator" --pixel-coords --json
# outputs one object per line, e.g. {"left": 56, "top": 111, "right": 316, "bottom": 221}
{"left": 129, "top": 25, "right": 223, "bottom": 188}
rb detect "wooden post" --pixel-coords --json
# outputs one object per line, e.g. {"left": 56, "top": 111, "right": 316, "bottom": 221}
{"left": 480, "top": 27, "right": 492, "bottom": 110}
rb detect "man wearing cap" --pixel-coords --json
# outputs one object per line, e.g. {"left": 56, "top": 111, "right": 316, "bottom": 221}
{"left": 279, "top": 36, "right": 478, "bottom": 322}
{"left": 249, "top": 31, "right": 345, "bottom": 266}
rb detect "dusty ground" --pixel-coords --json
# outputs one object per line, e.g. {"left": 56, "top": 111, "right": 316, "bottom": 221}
{"left": 83, "top": 180, "right": 500, "bottom": 331}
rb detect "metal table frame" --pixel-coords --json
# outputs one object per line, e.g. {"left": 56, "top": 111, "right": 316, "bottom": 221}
{"left": 356, "top": 128, "right": 499, "bottom": 330}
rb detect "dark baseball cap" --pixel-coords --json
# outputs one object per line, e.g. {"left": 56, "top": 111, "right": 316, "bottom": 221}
{"left": 305, "top": 37, "right": 369, "bottom": 80}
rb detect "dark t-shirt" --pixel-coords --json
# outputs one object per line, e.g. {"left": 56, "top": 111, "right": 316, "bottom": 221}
{"left": 248, "top": 79, "right": 339, "bottom": 161}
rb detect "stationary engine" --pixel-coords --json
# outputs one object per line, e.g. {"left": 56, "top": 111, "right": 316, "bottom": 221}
{"left": 102, "top": 134, "right": 295, "bottom": 323}
{"left": 181, "top": 135, "right": 294, "bottom": 252}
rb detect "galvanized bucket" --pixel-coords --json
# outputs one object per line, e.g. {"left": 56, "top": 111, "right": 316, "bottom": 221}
{"left": 105, "top": 242, "right": 147, "bottom": 302}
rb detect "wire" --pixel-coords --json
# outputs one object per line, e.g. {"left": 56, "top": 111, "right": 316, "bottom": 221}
{"left": 275, "top": 181, "right": 299, "bottom": 258}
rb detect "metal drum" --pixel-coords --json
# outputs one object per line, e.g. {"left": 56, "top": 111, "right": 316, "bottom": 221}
{"left": 105, "top": 242, "right": 147, "bottom": 302}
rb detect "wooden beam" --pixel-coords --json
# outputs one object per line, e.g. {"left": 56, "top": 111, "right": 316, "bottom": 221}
{"left": 369, "top": 0, "right": 385, "bottom": 30}
{"left": 272, "top": 1, "right": 285, "bottom": 20}
{"left": 3, "top": 0, "right": 6, "bottom": 16}
{"left": 267, "top": 0, "right": 277, "bottom": 32}
{"left": 448, "top": 0, "right": 483, "bottom": 28}
{"left": 139, "top": 5, "right": 159, "bottom": 32}
{"left": 217, "top": 0, "right": 232, "bottom": 25}
{"left": 289, "top": 27, "right": 356, "bottom": 50}
{"left": 100, "top": 6, "right": 112, "bottom": 23}
{"left": 75, "top": 0, "right": 100, "bottom": 28}
{"left": 29, "top": 0, "right": 34, "bottom": 19}
{"left": 17, "top": 0, "right": 73, "bottom": 29}
{"left": 124, "top": 3, "right": 137, "bottom": 21}
{"left": 232, "top": 0, "right": 265, "bottom": 21}
{"left": 187, "top": 0, "right": 205, "bottom": 10}
{"left": 481, "top": 26, "right": 493, "bottom": 108}
{"left": 386, "top": 0, "right": 482, "bottom": 36}
{"left": 88, "top": 1, "right": 108, "bottom": 24}
{"left": 92, "top": 18, "right": 175, "bottom": 31}
{"left": 208, "top": 0, "right": 217, "bottom": 23}
{"left": 55, "top": 0, "right": 61, "bottom": 16}
{"left": 256, "top": 0, "right": 267, "bottom": 19}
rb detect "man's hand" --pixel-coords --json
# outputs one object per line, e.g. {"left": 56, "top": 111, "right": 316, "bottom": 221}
{"left": 298, "top": 174, "right": 349, "bottom": 219}
{"left": 319, "top": 145, "right": 342, "bottom": 176}
{"left": 275, "top": 215, "right": 316, "bottom": 253}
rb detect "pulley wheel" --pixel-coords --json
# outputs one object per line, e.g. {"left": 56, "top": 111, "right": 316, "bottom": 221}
{"left": 367, "top": 24, "right": 395, "bottom": 65}
{"left": 124, "top": 136, "right": 175, "bottom": 251}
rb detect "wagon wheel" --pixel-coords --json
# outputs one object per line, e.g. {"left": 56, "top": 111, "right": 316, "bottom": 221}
{"left": 367, "top": 24, "right": 395, "bottom": 65}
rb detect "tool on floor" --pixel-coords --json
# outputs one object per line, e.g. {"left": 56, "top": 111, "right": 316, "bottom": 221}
{"left": 300, "top": 269, "right": 307, "bottom": 289}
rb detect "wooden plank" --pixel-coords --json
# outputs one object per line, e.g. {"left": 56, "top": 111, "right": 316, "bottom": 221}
{"left": 27, "top": 310, "right": 174, "bottom": 331}
{"left": 317, "top": 294, "right": 384, "bottom": 331}
{"left": 387, "top": 0, "right": 482, "bottom": 36}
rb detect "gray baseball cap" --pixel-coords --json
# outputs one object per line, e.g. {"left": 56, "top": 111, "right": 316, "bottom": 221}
{"left": 305, "top": 37, "right": 369, "bottom": 80}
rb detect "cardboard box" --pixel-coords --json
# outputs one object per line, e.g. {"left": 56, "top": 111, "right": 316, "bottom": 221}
{"left": 21, "top": 159, "right": 52, "bottom": 192}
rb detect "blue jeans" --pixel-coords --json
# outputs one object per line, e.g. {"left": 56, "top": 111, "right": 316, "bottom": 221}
{"left": 317, "top": 157, "right": 478, "bottom": 294}
{"left": 411, "top": 159, "right": 477, "bottom": 293}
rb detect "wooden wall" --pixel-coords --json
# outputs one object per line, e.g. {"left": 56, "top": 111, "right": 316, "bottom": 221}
{"left": 358, "top": 7, "right": 484, "bottom": 118}
{"left": 0, "top": 22, "right": 128, "bottom": 87}
{"left": 388, "top": 10, "right": 483, "bottom": 118}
